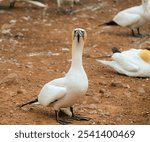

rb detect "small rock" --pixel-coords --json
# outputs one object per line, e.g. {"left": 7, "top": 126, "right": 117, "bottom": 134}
{"left": 89, "top": 110, "right": 97, "bottom": 114}
{"left": 99, "top": 81, "right": 108, "bottom": 86}
{"left": 21, "top": 16, "right": 31, "bottom": 21}
{"left": 10, "top": 20, "right": 17, "bottom": 24}
{"left": 99, "top": 88, "right": 106, "bottom": 93}
{"left": 123, "top": 91, "right": 131, "bottom": 97}
{"left": 14, "top": 32, "right": 24, "bottom": 38}
{"left": 137, "top": 87, "right": 146, "bottom": 94}
{"left": 99, "top": 87, "right": 112, "bottom": 98}
{"left": 99, "top": 112, "right": 110, "bottom": 117}
{"left": 48, "top": 51, "right": 60, "bottom": 56}
{"left": 87, "top": 104, "right": 97, "bottom": 109}
{"left": 111, "top": 80, "right": 129, "bottom": 88}
{"left": 92, "top": 96, "right": 99, "bottom": 103}
{"left": 61, "top": 48, "right": 69, "bottom": 52}
{"left": 1, "top": 29, "right": 11, "bottom": 35}
{"left": 17, "top": 89, "right": 26, "bottom": 94}
{"left": 103, "top": 91, "right": 112, "bottom": 98}
{"left": 0, "top": 73, "right": 19, "bottom": 85}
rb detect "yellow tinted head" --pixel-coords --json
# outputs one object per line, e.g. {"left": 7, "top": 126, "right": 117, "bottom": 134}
{"left": 139, "top": 49, "right": 150, "bottom": 63}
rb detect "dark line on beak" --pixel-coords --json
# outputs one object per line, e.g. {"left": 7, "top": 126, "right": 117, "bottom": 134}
{"left": 77, "top": 34, "right": 80, "bottom": 43}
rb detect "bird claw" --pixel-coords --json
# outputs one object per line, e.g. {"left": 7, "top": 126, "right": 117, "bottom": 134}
{"left": 57, "top": 119, "right": 71, "bottom": 125}
{"left": 71, "top": 115, "right": 91, "bottom": 121}
{"left": 134, "top": 33, "right": 145, "bottom": 38}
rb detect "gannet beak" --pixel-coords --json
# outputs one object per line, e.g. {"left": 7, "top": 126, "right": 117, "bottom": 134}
{"left": 73, "top": 28, "right": 86, "bottom": 43}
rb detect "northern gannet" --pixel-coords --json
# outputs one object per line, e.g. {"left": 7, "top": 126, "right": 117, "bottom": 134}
{"left": 20, "top": 28, "right": 91, "bottom": 124}
{"left": 104, "top": 0, "right": 150, "bottom": 37}
{"left": 9, "top": 0, "right": 47, "bottom": 8}
{"left": 57, "top": 0, "right": 80, "bottom": 8}
{"left": 96, "top": 48, "right": 150, "bottom": 77}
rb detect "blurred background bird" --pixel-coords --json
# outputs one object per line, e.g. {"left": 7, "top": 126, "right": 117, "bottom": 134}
{"left": 96, "top": 48, "right": 150, "bottom": 77}
{"left": 9, "top": 0, "right": 47, "bottom": 8}
{"left": 103, "top": 0, "right": 150, "bottom": 37}
{"left": 57, "top": 0, "right": 80, "bottom": 8}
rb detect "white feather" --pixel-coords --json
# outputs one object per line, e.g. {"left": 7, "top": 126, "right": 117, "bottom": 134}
{"left": 37, "top": 28, "right": 88, "bottom": 115}
{"left": 113, "top": 0, "right": 150, "bottom": 30}
{"left": 57, "top": 0, "right": 80, "bottom": 7}
{"left": 97, "top": 49, "right": 150, "bottom": 77}
{"left": 9, "top": 0, "right": 48, "bottom": 8}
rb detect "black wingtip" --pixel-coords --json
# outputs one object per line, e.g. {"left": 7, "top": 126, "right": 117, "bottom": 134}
{"left": 19, "top": 98, "right": 38, "bottom": 108}
{"left": 104, "top": 21, "right": 118, "bottom": 26}
{"left": 112, "top": 47, "right": 121, "bottom": 53}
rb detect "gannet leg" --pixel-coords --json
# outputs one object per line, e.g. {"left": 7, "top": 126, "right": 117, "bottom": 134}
{"left": 70, "top": 107, "right": 91, "bottom": 121}
{"left": 132, "top": 29, "right": 136, "bottom": 37}
{"left": 55, "top": 110, "right": 71, "bottom": 125}
{"left": 132, "top": 28, "right": 144, "bottom": 37}
{"left": 9, "top": 0, "right": 15, "bottom": 8}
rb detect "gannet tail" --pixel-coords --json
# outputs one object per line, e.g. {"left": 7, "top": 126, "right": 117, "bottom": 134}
{"left": 19, "top": 98, "right": 39, "bottom": 108}
{"left": 104, "top": 20, "right": 118, "bottom": 26}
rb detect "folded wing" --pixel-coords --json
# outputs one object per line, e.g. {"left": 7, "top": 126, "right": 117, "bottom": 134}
{"left": 38, "top": 84, "right": 66, "bottom": 106}
{"left": 113, "top": 6, "right": 143, "bottom": 27}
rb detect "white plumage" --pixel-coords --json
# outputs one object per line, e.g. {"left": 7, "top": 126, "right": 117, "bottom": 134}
{"left": 106, "top": 0, "right": 150, "bottom": 36}
{"left": 9, "top": 0, "right": 47, "bottom": 8}
{"left": 21, "top": 28, "right": 90, "bottom": 124}
{"left": 57, "top": 0, "right": 80, "bottom": 8}
{"left": 97, "top": 48, "right": 150, "bottom": 77}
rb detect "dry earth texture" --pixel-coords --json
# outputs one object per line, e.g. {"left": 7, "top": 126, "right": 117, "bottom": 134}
{"left": 0, "top": 0, "right": 150, "bottom": 124}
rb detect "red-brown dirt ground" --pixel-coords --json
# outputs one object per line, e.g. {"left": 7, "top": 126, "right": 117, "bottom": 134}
{"left": 0, "top": 0, "right": 150, "bottom": 125}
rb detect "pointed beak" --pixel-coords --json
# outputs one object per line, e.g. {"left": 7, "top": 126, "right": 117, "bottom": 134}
{"left": 74, "top": 30, "right": 84, "bottom": 43}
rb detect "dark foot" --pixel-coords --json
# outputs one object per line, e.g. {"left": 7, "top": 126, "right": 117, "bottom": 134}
{"left": 71, "top": 114, "right": 91, "bottom": 121}
{"left": 70, "top": 107, "right": 91, "bottom": 121}
{"left": 55, "top": 110, "right": 71, "bottom": 125}
{"left": 133, "top": 34, "right": 145, "bottom": 38}
{"left": 9, "top": 2, "right": 15, "bottom": 8}
{"left": 57, "top": 119, "right": 71, "bottom": 125}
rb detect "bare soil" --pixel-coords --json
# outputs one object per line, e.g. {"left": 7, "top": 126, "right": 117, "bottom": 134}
{"left": 0, "top": 0, "right": 150, "bottom": 125}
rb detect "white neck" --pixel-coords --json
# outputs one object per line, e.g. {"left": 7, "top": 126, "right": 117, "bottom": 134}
{"left": 69, "top": 41, "right": 84, "bottom": 70}
{"left": 142, "top": 0, "right": 150, "bottom": 10}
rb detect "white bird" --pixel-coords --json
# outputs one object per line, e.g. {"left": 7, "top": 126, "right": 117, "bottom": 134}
{"left": 20, "top": 28, "right": 91, "bottom": 124}
{"left": 104, "top": 0, "right": 150, "bottom": 37}
{"left": 57, "top": 0, "right": 80, "bottom": 8}
{"left": 96, "top": 48, "right": 150, "bottom": 77}
{"left": 9, "top": 0, "right": 48, "bottom": 8}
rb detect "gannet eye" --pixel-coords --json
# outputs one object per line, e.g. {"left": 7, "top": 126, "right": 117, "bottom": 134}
{"left": 74, "top": 29, "right": 85, "bottom": 37}
{"left": 72, "top": 28, "right": 86, "bottom": 43}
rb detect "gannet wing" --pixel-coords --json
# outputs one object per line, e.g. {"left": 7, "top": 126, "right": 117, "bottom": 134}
{"left": 112, "top": 53, "right": 139, "bottom": 72}
{"left": 113, "top": 5, "right": 144, "bottom": 27}
{"left": 38, "top": 84, "right": 66, "bottom": 106}
{"left": 114, "top": 12, "right": 141, "bottom": 27}
{"left": 122, "top": 5, "right": 143, "bottom": 15}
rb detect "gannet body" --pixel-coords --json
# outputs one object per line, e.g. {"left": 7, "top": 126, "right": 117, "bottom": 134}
{"left": 97, "top": 48, "right": 150, "bottom": 77}
{"left": 105, "top": 0, "right": 150, "bottom": 37}
{"left": 9, "top": 0, "right": 47, "bottom": 8}
{"left": 20, "top": 28, "right": 91, "bottom": 124}
{"left": 57, "top": 0, "right": 80, "bottom": 8}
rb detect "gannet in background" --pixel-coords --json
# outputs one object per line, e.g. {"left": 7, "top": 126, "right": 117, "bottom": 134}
{"left": 104, "top": 0, "right": 150, "bottom": 37}
{"left": 9, "top": 0, "right": 47, "bottom": 8}
{"left": 96, "top": 48, "right": 150, "bottom": 77}
{"left": 20, "top": 28, "right": 91, "bottom": 124}
{"left": 57, "top": 0, "right": 80, "bottom": 8}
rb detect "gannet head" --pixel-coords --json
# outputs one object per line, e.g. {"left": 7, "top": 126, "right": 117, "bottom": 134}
{"left": 72, "top": 28, "right": 87, "bottom": 45}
